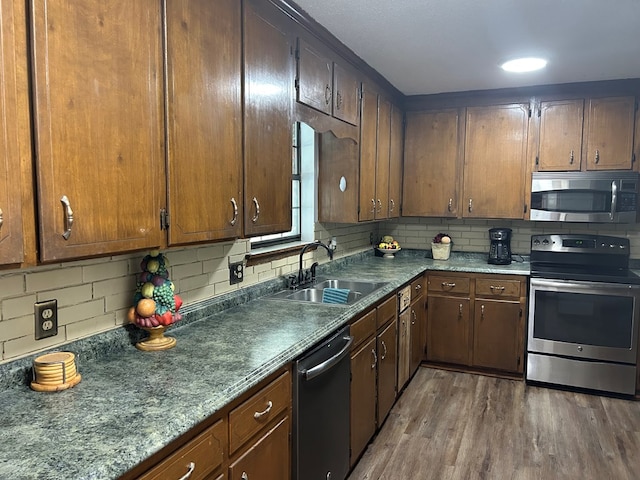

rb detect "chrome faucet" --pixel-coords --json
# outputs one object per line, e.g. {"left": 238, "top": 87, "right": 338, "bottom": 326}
{"left": 298, "top": 240, "right": 334, "bottom": 286}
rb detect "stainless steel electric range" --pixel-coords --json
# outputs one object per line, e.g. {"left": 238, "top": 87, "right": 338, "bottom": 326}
{"left": 527, "top": 234, "right": 640, "bottom": 395}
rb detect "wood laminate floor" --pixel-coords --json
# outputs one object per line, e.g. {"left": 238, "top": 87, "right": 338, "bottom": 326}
{"left": 348, "top": 367, "right": 640, "bottom": 480}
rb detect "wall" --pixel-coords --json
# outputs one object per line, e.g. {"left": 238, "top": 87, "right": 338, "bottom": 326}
{"left": 0, "top": 222, "right": 377, "bottom": 364}
{"left": 381, "top": 218, "right": 640, "bottom": 258}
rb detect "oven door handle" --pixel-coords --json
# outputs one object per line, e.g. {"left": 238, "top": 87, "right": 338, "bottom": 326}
{"left": 301, "top": 335, "right": 354, "bottom": 381}
{"left": 610, "top": 180, "right": 618, "bottom": 220}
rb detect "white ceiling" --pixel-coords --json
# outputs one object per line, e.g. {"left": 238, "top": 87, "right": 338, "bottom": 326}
{"left": 291, "top": 0, "right": 640, "bottom": 96}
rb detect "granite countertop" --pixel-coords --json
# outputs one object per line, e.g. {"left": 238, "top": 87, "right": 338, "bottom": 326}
{"left": 0, "top": 250, "right": 529, "bottom": 480}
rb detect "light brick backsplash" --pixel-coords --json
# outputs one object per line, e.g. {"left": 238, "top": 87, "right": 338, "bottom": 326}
{"left": 0, "top": 223, "right": 376, "bottom": 364}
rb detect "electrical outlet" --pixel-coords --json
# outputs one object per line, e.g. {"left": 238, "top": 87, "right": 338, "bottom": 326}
{"left": 229, "top": 262, "right": 244, "bottom": 285}
{"left": 35, "top": 299, "right": 58, "bottom": 340}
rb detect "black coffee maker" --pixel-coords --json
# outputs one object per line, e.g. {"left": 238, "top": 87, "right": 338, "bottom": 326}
{"left": 488, "top": 228, "right": 512, "bottom": 265}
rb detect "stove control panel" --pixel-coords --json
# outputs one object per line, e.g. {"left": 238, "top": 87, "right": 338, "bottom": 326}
{"left": 531, "top": 234, "right": 629, "bottom": 254}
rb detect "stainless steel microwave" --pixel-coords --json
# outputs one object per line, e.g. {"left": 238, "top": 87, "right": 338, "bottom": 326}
{"left": 530, "top": 171, "right": 639, "bottom": 223}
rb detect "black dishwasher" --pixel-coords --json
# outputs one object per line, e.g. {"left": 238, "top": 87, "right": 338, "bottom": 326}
{"left": 292, "top": 325, "right": 353, "bottom": 480}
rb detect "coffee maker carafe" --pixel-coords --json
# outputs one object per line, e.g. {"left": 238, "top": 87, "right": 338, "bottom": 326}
{"left": 488, "top": 228, "right": 512, "bottom": 265}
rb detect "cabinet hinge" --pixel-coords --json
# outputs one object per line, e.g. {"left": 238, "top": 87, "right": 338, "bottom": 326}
{"left": 294, "top": 77, "right": 299, "bottom": 91}
{"left": 519, "top": 308, "right": 523, "bottom": 317}
{"left": 633, "top": 153, "right": 636, "bottom": 164}
{"left": 523, "top": 204, "right": 528, "bottom": 214}
{"left": 528, "top": 108, "right": 532, "bottom": 118}
{"left": 160, "top": 209, "right": 170, "bottom": 230}
{"left": 535, "top": 156, "right": 539, "bottom": 166}
{"left": 517, "top": 356, "right": 521, "bottom": 367}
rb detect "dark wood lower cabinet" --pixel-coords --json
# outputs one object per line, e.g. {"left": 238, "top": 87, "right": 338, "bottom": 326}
{"left": 350, "top": 336, "right": 377, "bottom": 467}
{"left": 228, "top": 415, "right": 290, "bottom": 480}
{"left": 376, "top": 319, "right": 397, "bottom": 425}
{"left": 426, "top": 295, "right": 471, "bottom": 365}
{"left": 473, "top": 299, "right": 523, "bottom": 372}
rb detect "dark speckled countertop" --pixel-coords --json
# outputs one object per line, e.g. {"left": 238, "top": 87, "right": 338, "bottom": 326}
{"left": 0, "top": 250, "right": 529, "bottom": 480}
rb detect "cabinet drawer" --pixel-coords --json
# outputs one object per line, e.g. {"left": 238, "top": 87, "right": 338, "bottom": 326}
{"left": 229, "top": 371, "right": 291, "bottom": 455}
{"left": 138, "top": 419, "right": 225, "bottom": 480}
{"left": 376, "top": 295, "right": 396, "bottom": 329}
{"left": 411, "top": 276, "right": 425, "bottom": 300}
{"left": 428, "top": 275, "right": 470, "bottom": 294}
{"left": 352, "top": 309, "right": 376, "bottom": 346}
{"left": 476, "top": 278, "right": 521, "bottom": 298}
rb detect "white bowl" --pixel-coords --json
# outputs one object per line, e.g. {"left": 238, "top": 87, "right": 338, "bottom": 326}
{"left": 376, "top": 247, "right": 401, "bottom": 258}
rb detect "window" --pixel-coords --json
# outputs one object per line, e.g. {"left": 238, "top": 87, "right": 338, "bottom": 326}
{"left": 250, "top": 122, "right": 315, "bottom": 250}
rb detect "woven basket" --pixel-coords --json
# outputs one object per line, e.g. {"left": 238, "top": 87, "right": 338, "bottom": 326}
{"left": 431, "top": 242, "right": 451, "bottom": 260}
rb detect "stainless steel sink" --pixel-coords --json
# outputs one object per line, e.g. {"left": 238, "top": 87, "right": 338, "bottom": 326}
{"left": 267, "top": 278, "right": 388, "bottom": 305}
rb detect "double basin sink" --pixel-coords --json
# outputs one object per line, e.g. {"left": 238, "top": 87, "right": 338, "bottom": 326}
{"left": 268, "top": 278, "right": 388, "bottom": 306}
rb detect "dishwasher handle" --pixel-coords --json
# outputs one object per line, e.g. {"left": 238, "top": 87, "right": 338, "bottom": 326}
{"left": 301, "top": 335, "right": 354, "bottom": 381}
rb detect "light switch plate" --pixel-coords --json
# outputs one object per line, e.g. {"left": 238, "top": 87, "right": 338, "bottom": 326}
{"left": 35, "top": 299, "right": 58, "bottom": 340}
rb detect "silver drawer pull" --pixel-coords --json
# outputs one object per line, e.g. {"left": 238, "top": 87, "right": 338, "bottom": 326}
{"left": 415, "top": 284, "right": 422, "bottom": 291}
{"left": 490, "top": 285, "right": 506, "bottom": 291}
{"left": 441, "top": 282, "right": 456, "bottom": 288}
{"left": 242, "top": 473, "right": 249, "bottom": 480}
{"left": 370, "top": 198, "right": 376, "bottom": 213}
{"left": 459, "top": 303, "right": 463, "bottom": 315}
{"left": 481, "top": 304, "right": 485, "bottom": 318}
{"left": 371, "top": 348, "right": 377, "bottom": 369}
{"left": 411, "top": 309, "right": 417, "bottom": 325}
{"left": 254, "top": 400, "right": 273, "bottom": 419}
{"left": 0, "top": 208, "right": 3, "bottom": 230}
{"left": 178, "top": 462, "right": 195, "bottom": 480}
{"left": 380, "top": 340, "right": 387, "bottom": 360}
{"left": 60, "top": 195, "right": 74, "bottom": 240}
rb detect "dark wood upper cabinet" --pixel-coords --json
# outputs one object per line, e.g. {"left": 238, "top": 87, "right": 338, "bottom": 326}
{"left": 537, "top": 99, "right": 584, "bottom": 171}
{"left": 31, "top": 0, "right": 165, "bottom": 262}
{"left": 297, "top": 36, "right": 360, "bottom": 126}
{"left": 387, "top": 103, "right": 404, "bottom": 219}
{"left": 402, "top": 109, "right": 462, "bottom": 217}
{"left": 165, "top": 0, "right": 243, "bottom": 245}
{"left": 243, "top": 0, "right": 295, "bottom": 236}
{"left": 0, "top": 0, "right": 28, "bottom": 265}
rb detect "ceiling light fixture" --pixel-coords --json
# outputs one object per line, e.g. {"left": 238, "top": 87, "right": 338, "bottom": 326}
{"left": 501, "top": 57, "right": 547, "bottom": 73}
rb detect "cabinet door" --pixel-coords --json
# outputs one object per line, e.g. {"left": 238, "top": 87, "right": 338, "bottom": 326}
{"left": 403, "top": 109, "right": 461, "bottom": 217}
{"left": 165, "top": 0, "right": 242, "bottom": 245}
{"left": 350, "top": 336, "right": 377, "bottom": 466}
{"left": 427, "top": 296, "right": 470, "bottom": 365}
{"left": 0, "top": 0, "right": 25, "bottom": 265}
{"left": 358, "top": 85, "right": 377, "bottom": 222}
{"left": 537, "top": 99, "right": 584, "bottom": 171}
{"left": 375, "top": 96, "right": 391, "bottom": 219}
{"left": 296, "top": 37, "right": 332, "bottom": 115}
{"left": 410, "top": 295, "right": 426, "bottom": 377}
{"left": 463, "top": 104, "right": 529, "bottom": 219}
{"left": 332, "top": 62, "right": 359, "bottom": 126}
{"left": 585, "top": 96, "right": 636, "bottom": 170}
{"left": 473, "top": 299, "right": 522, "bottom": 373}
{"left": 31, "top": 0, "right": 165, "bottom": 261}
{"left": 387, "top": 104, "right": 403, "bottom": 219}
{"left": 397, "top": 308, "right": 411, "bottom": 389}
{"left": 243, "top": 0, "right": 294, "bottom": 236}
{"left": 228, "top": 415, "right": 290, "bottom": 480}
{"left": 377, "top": 320, "right": 397, "bottom": 426}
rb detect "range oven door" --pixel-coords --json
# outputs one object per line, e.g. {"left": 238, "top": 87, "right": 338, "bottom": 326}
{"left": 528, "top": 278, "right": 640, "bottom": 364}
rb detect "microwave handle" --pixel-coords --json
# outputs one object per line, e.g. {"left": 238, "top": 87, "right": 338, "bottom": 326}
{"left": 610, "top": 181, "right": 618, "bottom": 220}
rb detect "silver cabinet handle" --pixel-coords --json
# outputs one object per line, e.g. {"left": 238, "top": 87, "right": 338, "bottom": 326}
{"left": 389, "top": 198, "right": 395, "bottom": 213}
{"left": 441, "top": 282, "right": 456, "bottom": 288}
{"left": 324, "top": 84, "right": 331, "bottom": 105}
{"left": 411, "top": 309, "right": 416, "bottom": 325}
{"left": 0, "top": 208, "right": 3, "bottom": 230}
{"left": 468, "top": 198, "right": 473, "bottom": 212}
{"left": 377, "top": 199, "right": 382, "bottom": 213}
{"left": 336, "top": 90, "right": 343, "bottom": 110}
{"left": 481, "top": 304, "right": 485, "bottom": 318}
{"left": 371, "top": 348, "right": 378, "bottom": 369}
{"left": 569, "top": 149, "right": 574, "bottom": 164}
{"left": 610, "top": 180, "right": 618, "bottom": 220}
{"left": 380, "top": 340, "right": 387, "bottom": 360}
{"left": 414, "top": 284, "right": 422, "bottom": 291}
{"left": 595, "top": 149, "right": 600, "bottom": 164}
{"left": 230, "top": 197, "right": 238, "bottom": 226}
{"left": 178, "top": 462, "right": 195, "bottom": 480}
{"left": 253, "top": 400, "right": 273, "bottom": 419}
{"left": 60, "top": 195, "right": 74, "bottom": 240}
{"left": 490, "top": 285, "right": 505, "bottom": 292}
{"left": 251, "top": 197, "right": 260, "bottom": 223}
{"left": 370, "top": 198, "right": 375, "bottom": 213}
{"left": 448, "top": 198, "right": 453, "bottom": 212}
{"left": 459, "top": 303, "right": 463, "bottom": 316}
{"left": 241, "top": 473, "right": 249, "bottom": 480}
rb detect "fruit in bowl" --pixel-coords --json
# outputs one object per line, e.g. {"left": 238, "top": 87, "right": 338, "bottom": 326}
{"left": 378, "top": 239, "right": 400, "bottom": 250}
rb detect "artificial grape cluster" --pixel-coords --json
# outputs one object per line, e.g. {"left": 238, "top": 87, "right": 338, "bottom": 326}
{"left": 128, "top": 250, "right": 184, "bottom": 329}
